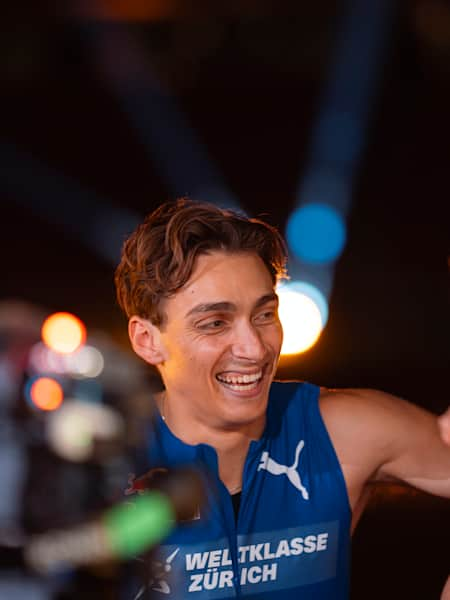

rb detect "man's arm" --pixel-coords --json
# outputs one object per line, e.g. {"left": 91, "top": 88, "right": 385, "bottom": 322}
{"left": 438, "top": 407, "right": 450, "bottom": 446}
{"left": 441, "top": 575, "right": 450, "bottom": 600}
{"left": 320, "top": 388, "right": 450, "bottom": 500}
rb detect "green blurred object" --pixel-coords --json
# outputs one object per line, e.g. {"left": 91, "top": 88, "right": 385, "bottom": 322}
{"left": 103, "top": 492, "right": 175, "bottom": 558}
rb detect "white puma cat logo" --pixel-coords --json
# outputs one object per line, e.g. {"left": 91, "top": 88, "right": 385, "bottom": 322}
{"left": 258, "top": 440, "right": 309, "bottom": 500}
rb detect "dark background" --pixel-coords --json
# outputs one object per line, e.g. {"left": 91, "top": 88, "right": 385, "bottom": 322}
{"left": 1, "top": 1, "right": 449, "bottom": 598}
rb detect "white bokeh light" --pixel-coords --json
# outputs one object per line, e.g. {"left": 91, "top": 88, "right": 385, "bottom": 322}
{"left": 28, "top": 342, "right": 104, "bottom": 379}
{"left": 47, "top": 399, "right": 124, "bottom": 462}
{"left": 277, "top": 283, "right": 325, "bottom": 355}
{"left": 66, "top": 345, "right": 105, "bottom": 379}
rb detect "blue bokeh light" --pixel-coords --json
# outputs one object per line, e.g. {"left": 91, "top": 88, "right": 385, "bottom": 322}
{"left": 286, "top": 203, "right": 347, "bottom": 264}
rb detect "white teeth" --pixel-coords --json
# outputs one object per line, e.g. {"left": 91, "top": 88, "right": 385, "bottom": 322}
{"left": 216, "top": 370, "right": 262, "bottom": 386}
{"left": 226, "top": 381, "right": 259, "bottom": 391}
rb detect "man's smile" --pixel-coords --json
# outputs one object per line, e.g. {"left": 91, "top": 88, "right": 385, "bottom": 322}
{"left": 215, "top": 367, "right": 266, "bottom": 393}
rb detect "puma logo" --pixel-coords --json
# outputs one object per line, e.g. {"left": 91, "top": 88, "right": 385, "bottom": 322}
{"left": 258, "top": 440, "right": 309, "bottom": 500}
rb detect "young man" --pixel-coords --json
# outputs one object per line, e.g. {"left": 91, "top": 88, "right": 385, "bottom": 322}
{"left": 115, "top": 199, "right": 450, "bottom": 599}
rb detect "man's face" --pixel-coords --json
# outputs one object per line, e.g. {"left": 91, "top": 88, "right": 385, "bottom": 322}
{"left": 157, "top": 251, "right": 283, "bottom": 434}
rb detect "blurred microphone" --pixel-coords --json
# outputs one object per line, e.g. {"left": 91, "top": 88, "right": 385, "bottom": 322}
{"left": 0, "top": 467, "right": 204, "bottom": 574}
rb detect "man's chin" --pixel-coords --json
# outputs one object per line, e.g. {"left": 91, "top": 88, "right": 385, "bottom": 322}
{"left": 218, "top": 388, "right": 269, "bottom": 424}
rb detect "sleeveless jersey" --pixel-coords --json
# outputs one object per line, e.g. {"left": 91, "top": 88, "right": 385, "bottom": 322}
{"left": 140, "top": 381, "right": 351, "bottom": 599}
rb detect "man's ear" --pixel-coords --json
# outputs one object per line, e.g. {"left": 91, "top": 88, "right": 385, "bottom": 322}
{"left": 128, "top": 316, "right": 167, "bottom": 365}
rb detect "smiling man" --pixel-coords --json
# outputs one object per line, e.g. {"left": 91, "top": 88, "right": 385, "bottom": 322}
{"left": 115, "top": 198, "right": 450, "bottom": 599}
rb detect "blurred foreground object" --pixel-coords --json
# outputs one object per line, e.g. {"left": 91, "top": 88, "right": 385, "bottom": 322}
{"left": 0, "top": 299, "right": 167, "bottom": 598}
{"left": 0, "top": 468, "right": 205, "bottom": 572}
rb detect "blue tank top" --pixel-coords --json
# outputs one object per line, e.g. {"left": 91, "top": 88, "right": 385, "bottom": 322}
{"left": 142, "top": 381, "right": 351, "bottom": 599}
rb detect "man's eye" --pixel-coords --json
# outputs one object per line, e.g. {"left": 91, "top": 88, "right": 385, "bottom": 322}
{"left": 255, "top": 310, "right": 277, "bottom": 323}
{"left": 199, "top": 319, "right": 226, "bottom": 330}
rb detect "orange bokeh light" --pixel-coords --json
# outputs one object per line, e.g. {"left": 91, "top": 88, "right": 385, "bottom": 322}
{"left": 30, "top": 377, "right": 64, "bottom": 411}
{"left": 41, "top": 312, "right": 87, "bottom": 354}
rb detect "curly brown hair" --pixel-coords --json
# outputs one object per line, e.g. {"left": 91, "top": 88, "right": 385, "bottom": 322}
{"left": 114, "top": 198, "right": 287, "bottom": 326}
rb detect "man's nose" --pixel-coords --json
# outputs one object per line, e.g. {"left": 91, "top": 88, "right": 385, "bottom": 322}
{"left": 231, "top": 321, "right": 266, "bottom": 361}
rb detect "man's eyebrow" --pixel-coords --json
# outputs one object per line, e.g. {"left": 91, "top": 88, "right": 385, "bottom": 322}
{"left": 185, "top": 301, "right": 236, "bottom": 318}
{"left": 254, "top": 292, "right": 279, "bottom": 309}
{"left": 185, "top": 293, "right": 278, "bottom": 318}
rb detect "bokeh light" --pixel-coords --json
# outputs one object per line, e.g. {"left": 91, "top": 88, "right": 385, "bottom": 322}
{"left": 277, "top": 284, "right": 324, "bottom": 355}
{"left": 47, "top": 399, "right": 125, "bottom": 462}
{"left": 28, "top": 342, "right": 66, "bottom": 374}
{"left": 286, "top": 202, "right": 346, "bottom": 264}
{"left": 26, "top": 376, "right": 64, "bottom": 411}
{"left": 28, "top": 342, "right": 104, "bottom": 380}
{"left": 67, "top": 345, "right": 104, "bottom": 379}
{"left": 41, "top": 312, "right": 87, "bottom": 354}
{"left": 280, "top": 280, "right": 329, "bottom": 327}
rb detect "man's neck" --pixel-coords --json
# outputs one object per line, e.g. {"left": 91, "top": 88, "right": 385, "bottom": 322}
{"left": 156, "top": 391, "right": 264, "bottom": 493}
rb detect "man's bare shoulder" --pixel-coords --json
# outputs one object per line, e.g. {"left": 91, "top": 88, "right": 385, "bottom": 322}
{"left": 318, "top": 386, "right": 420, "bottom": 465}
{"left": 319, "top": 387, "right": 385, "bottom": 433}
{"left": 317, "top": 386, "right": 449, "bottom": 496}
{"left": 318, "top": 386, "right": 429, "bottom": 441}
{"left": 316, "top": 387, "right": 410, "bottom": 507}
{"left": 319, "top": 385, "right": 398, "bottom": 410}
